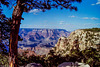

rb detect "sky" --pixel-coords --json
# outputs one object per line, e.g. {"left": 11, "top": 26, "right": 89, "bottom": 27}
{"left": 2, "top": 0, "right": 100, "bottom": 31}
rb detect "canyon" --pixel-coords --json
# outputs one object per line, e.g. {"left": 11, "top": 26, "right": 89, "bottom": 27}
{"left": 18, "top": 28, "right": 70, "bottom": 55}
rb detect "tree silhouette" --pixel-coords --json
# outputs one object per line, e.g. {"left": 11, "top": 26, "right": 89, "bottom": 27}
{"left": 0, "top": 0, "right": 10, "bottom": 55}
{"left": 1, "top": 0, "right": 82, "bottom": 67}
{"left": 0, "top": 1, "right": 10, "bottom": 66}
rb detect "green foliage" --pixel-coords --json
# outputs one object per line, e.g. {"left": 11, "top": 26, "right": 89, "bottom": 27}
{"left": 68, "top": 47, "right": 100, "bottom": 67}
{"left": 81, "top": 47, "right": 100, "bottom": 67}
{"left": 1, "top": 0, "right": 82, "bottom": 13}
{"left": 0, "top": 53, "right": 8, "bottom": 65}
{"left": 18, "top": 53, "right": 45, "bottom": 66}
{"left": 0, "top": 0, "right": 11, "bottom": 40}
{"left": 43, "top": 50, "right": 68, "bottom": 67}
{"left": 0, "top": 0, "right": 9, "bottom": 14}
{"left": 44, "top": 47, "right": 100, "bottom": 67}
{"left": 0, "top": 0, "right": 11, "bottom": 56}
{"left": 17, "top": 50, "right": 66, "bottom": 67}
{"left": 11, "top": 47, "right": 100, "bottom": 67}
{"left": 82, "top": 28, "right": 100, "bottom": 32}
{"left": 18, "top": 54, "right": 29, "bottom": 66}
{"left": 0, "top": 14, "right": 11, "bottom": 40}
{"left": 0, "top": 43, "right": 8, "bottom": 54}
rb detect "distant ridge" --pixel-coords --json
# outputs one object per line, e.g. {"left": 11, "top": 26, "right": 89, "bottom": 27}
{"left": 18, "top": 28, "right": 70, "bottom": 55}
{"left": 18, "top": 28, "right": 70, "bottom": 47}
{"left": 19, "top": 28, "right": 70, "bottom": 32}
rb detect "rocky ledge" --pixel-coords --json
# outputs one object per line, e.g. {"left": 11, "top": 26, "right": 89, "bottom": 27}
{"left": 54, "top": 28, "right": 100, "bottom": 56}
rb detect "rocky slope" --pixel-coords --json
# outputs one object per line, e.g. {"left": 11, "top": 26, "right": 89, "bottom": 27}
{"left": 54, "top": 28, "right": 100, "bottom": 56}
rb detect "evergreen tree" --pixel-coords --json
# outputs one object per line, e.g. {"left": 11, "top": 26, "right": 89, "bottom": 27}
{"left": 0, "top": 0, "right": 82, "bottom": 67}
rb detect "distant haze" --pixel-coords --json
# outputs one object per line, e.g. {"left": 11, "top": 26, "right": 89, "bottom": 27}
{"left": 18, "top": 28, "right": 70, "bottom": 48}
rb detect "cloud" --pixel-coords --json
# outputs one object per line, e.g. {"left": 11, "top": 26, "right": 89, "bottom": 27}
{"left": 96, "top": 2, "right": 100, "bottom": 4}
{"left": 96, "top": 0, "right": 100, "bottom": 4}
{"left": 59, "top": 21, "right": 64, "bottom": 24}
{"left": 90, "top": 17, "right": 99, "bottom": 20}
{"left": 29, "top": 9, "right": 41, "bottom": 15}
{"left": 69, "top": 15, "right": 76, "bottom": 18}
{"left": 60, "top": 21, "right": 64, "bottom": 23}
{"left": 82, "top": 17, "right": 89, "bottom": 19}
{"left": 82, "top": 17, "right": 99, "bottom": 20}
{"left": 91, "top": 0, "right": 100, "bottom": 5}
{"left": 91, "top": 4, "right": 95, "bottom": 5}
{"left": 59, "top": 22, "right": 63, "bottom": 24}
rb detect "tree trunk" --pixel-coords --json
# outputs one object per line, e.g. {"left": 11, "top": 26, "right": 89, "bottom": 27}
{"left": 9, "top": 0, "right": 23, "bottom": 67}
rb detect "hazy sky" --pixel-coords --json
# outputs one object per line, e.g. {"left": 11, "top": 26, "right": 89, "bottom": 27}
{"left": 2, "top": 0, "right": 100, "bottom": 31}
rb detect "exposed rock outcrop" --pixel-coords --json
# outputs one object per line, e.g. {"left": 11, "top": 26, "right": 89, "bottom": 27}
{"left": 54, "top": 29, "right": 100, "bottom": 56}
{"left": 18, "top": 48, "right": 37, "bottom": 57}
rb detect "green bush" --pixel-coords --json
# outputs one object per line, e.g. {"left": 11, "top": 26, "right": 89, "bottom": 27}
{"left": 0, "top": 53, "right": 9, "bottom": 65}
{"left": 82, "top": 28, "right": 100, "bottom": 32}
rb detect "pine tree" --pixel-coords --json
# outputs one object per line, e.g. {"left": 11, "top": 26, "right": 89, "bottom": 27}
{"left": 0, "top": 0, "right": 82, "bottom": 67}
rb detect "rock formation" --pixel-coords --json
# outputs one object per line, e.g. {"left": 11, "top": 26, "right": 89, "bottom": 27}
{"left": 18, "top": 48, "right": 37, "bottom": 57}
{"left": 18, "top": 28, "right": 70, "bottom": 49}
{"left": 54, "top": 29, "right": 100, "bottom": 56}
{"left": 18, "top": 28, "right": 70, "bottom": 55}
